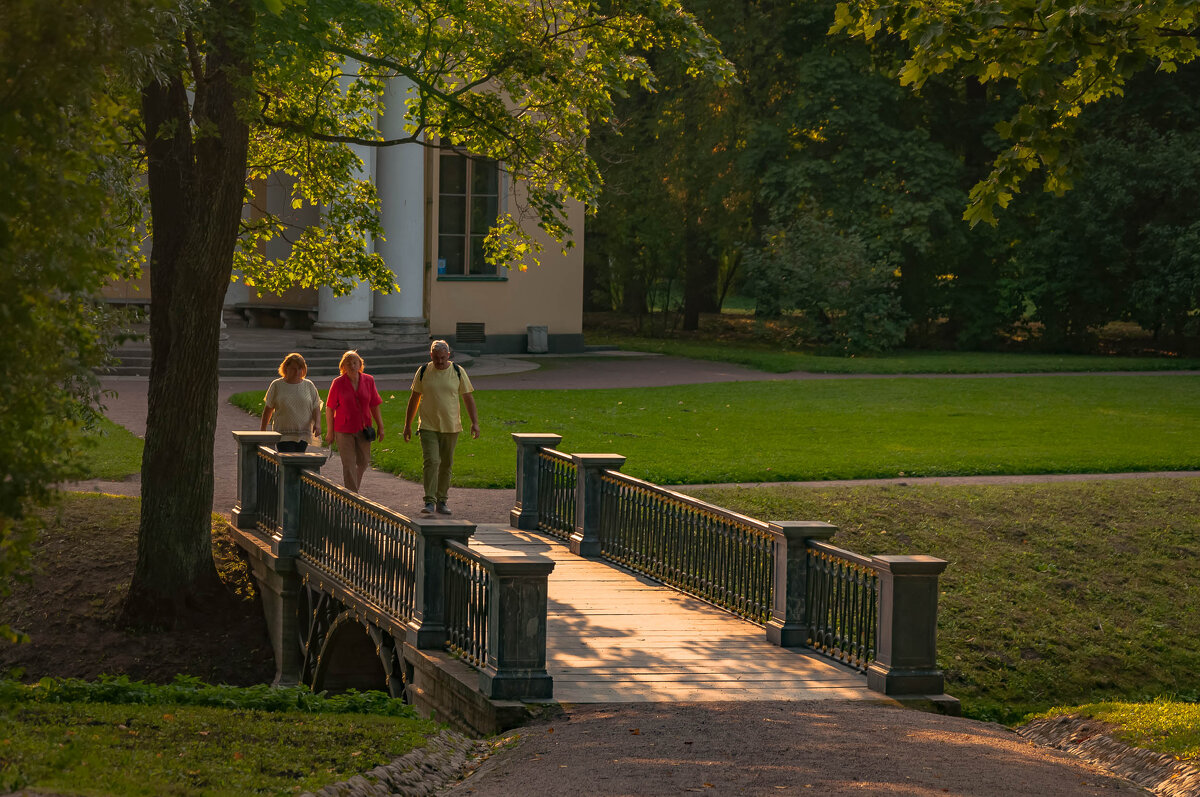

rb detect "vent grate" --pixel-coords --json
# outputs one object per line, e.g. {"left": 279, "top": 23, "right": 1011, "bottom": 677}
{"left": 455, "top": 322, "right": 486, "bottom": 343}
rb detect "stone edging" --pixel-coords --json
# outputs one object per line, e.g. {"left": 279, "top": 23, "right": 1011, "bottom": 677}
{"left": 301, "top": 728, "right": 499, "bottom": 796}
{"left": 1018, "top": 714, "right": 1200, "bottom": 796}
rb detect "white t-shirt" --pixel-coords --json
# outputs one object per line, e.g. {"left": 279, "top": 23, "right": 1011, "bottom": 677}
{"left": 265, "top": 378, "right": 322, "bottom": 443}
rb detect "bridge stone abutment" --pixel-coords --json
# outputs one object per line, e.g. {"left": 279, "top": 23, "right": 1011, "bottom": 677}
{"left": 229, "top": 432, "right": 557, "bottom": 734}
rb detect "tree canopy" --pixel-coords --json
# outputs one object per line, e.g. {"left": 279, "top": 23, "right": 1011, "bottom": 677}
{"left": 831, "top": 0, "right": 1200, "bottom": 224}
{"left": 121, "top": 0, "right": 732, "bottom": 624}
{"left": 0, "top": 0, "right": 164, "bottom": 638}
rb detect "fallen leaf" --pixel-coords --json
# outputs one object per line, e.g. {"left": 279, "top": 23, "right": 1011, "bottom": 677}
{"left": 233, "top": 752, "right": 243, "bottom": 760}
{"left": 629, "top": 729, "right": 640, "bottom": 735}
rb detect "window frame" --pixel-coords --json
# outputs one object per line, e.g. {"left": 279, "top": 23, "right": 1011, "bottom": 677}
{"left": 435, "top": 149, "right": 508, "bottom": 281}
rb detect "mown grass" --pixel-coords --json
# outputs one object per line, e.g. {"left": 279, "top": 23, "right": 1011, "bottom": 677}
{"left": 227, "top": 374, "right": 1200, "bottom": 488}
{"left": 74, "top": 417, "right": 143, "bottom": 480}
{"left": 1033, "top": 699, "right": 1200, "bottom": 761}
{"left": 685, "top": 478, "right": 1200, "bottom": 725}
{"left": 0, "top": 690, "right": 438, "bottom": 795}
{"left": 589, "top": 334, "right": 1200, "bottom": 374}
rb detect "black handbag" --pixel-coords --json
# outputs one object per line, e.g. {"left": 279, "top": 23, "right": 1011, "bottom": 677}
{"left": 360, "top": 425, "right": 377, "bottom": 442}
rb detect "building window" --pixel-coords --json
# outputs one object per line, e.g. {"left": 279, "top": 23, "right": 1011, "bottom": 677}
{"left": 438, "top": 152, "right": 500, "bottom": 276}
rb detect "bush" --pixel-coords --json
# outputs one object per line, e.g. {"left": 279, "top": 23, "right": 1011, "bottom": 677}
{"left": 744, "top": 213, "right": 908, "bottom": 353}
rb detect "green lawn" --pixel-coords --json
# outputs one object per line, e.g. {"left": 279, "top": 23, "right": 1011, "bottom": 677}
{"left": 75, "top": 417, "right": 143, "bottom": 480}
{"left": 590, "top": 334, "right": 1200, "bottom": 374}
{"left": 686, "top": 478, "right": 1200, "bottom": 725}
{"left": 1034, "top": 700, "right": 1200, "bottom": 761}
{"left": 231, "top": 374, "right": 1200, "bottom": 488}
{"left": 0, "top": 679, "right": 439, "bottom": 796}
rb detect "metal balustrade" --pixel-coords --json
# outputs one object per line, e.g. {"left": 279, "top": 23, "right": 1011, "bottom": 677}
{"left": 598, "top": 471, "right": 774, "bottom": 624}
{"left": 805, "top": 541, "right": 878, "bottom": 672}
{"left": 535, "top": 448, "right": 576, "bottom": 539}
{"left": 297, "top": 473, "right": 419, "bottom": 623}
{"left": 254, "top": 448, "right": 280, "bottom": 534}
{"left": 444, "top": 541, "right": 491, "bottom": 669}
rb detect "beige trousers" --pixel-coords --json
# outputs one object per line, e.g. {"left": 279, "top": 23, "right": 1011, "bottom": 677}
{"left": 334, "top": 431, "right": 371, "bottom": 493}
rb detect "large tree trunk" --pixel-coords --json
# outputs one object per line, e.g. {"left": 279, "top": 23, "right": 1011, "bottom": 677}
{"left": 123, "top": 4, "right": 252, "bottom": 627}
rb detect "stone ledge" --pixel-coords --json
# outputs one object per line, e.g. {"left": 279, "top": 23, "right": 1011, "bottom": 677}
{"left": 1019, "top": 714, "right": 1200, "bottom": 797}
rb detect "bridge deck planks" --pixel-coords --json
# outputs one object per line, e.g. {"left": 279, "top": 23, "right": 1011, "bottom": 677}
{"left": 471, "top": 525, "right": 876, "bottom": 704}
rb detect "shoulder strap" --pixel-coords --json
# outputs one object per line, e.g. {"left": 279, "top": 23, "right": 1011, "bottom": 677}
{"left": 417, "top": 363, "right": 427, "bottom": 381}
{"left": 454, "top": 363, "right": 463, "bottom": 381}
{"left": 417, "top": 363, "right": 462, "bottom": 381}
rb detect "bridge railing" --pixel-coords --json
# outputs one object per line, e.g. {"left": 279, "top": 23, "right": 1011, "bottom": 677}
{"left": 232, "top": 431, "right": 555, "bottom": 701}
{"left": 511, "top": 433, "right": 949, "bottom": 698}
{"left": 444, "top": 540, "right": 554, "bottom": 700}
{"left": 598, "top": 470, "right": 774, "bottom": 623}
{"left": 297, "top": 474, "right": 419, "bottom": 624}
{"left": 534, "top": 447, "right": 576, "bottom": 540}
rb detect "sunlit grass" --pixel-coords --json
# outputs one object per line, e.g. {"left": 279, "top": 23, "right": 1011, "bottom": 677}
{"left": 687, "top": 478, "right": 1200, "bottom": 723}
{"left": 1033, "top": 699, "right": 1200, "bottom": 761}
{"left": 227, "top": 374, "right": 1200, "bottom": 488}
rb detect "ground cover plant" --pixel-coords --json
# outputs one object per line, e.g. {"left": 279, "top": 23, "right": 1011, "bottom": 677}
{"left": 685, "top": 478, "right": 1200, "bottom": 725}
{"left": 0, "top": 689, "right": 436, "bottom": 796}
{"left": 228, "top": 373, "right": 1200, "bottom": 488}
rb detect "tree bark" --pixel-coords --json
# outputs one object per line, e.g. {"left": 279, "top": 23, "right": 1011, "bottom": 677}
{"left": 123, "top": 2, "right": 253, "bottom": 627}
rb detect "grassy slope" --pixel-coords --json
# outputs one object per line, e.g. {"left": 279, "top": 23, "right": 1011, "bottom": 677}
{"left": 688, "top": 479, "right": 1200, "bottom": 723}
{"left": 75, "top": 417, "right": 143, "bottom": 480}
{"left": 228, "top": 374, "right": 1200, "bottom": 488}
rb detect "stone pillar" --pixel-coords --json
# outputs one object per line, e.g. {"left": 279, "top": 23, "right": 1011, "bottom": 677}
{"left": 311, "top": 58, "right": 375, "bottom": 349}
{"left": 766, "top": 521, "right": 837, "bottom": 647}
{"left": 407, "top": 518, "right": 476, "bottom": 649}
{"left": 570, "top": 454, "right": 626, "bottom": 557}
{"left": 372, "top": 76, "right": 428, "bottom": 345}
{"left": 231, "top": 431, "right": 281, "bottom": 529}
{"left": 273, "top": 451, "right": 329, "bottom": 558}
{"left": 510, "top": 434, "right": 563, "bottom": 530}
{"left": 480, "top": 555, "right": 556, "bottom": 700}
{"left": 866, "top": 555, "right": 949, "bottom": 696}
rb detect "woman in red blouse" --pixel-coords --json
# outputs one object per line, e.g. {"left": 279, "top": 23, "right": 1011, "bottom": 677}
{"left": 322, "top": 350, "right": 384, "bottom": 493}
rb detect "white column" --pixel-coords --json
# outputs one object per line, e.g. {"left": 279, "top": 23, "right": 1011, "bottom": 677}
{"left": 311, "top": 59, "right": 375, "bottom": 347}
{"left": 372, "top": 77, "right": 428, "bottom": 344}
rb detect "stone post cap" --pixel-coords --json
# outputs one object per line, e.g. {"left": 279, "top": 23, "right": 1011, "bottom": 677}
{"left": 873, "top": 554, "right": 948, "bottom": 576}
{"left": 408, "top": 517, "right": 477, "bottom": 539}
{"left": 486, "top": 555, "right": 556, "bottom": 578}
{"left": 275, "top": 451, "right": 329, "bottom": 468}
{"left": 232, "top": 430, "right": 282, "bottom": 444}
{"left": 512, "top": 433, "right": 563, "bottom": 446}
{"left": 767, "top": 521, "right": 837, "bottom": 541}
{"left": 571, "top": 453, "right": 627, "bottom": 469}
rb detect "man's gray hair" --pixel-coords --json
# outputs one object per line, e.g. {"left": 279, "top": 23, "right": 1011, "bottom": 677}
{"left": 430, "top": 339, "right": 450, "bottom": 353}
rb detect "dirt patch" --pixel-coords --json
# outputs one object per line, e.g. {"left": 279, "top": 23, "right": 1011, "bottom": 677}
{"left": 0, "top": 492, "right": 274, "bottom": 686}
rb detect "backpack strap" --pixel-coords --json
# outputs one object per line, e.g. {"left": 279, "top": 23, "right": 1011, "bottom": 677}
{"left": 416, "top": 362, "right": 462, "bottom": 382}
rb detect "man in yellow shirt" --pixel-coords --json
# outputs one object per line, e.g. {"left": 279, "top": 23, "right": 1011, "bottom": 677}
{"left": 403, "top": 340, "right": 480, "bottom": 515}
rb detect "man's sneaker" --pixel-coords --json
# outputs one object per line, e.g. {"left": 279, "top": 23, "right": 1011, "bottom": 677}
{"left": 421, "top": 503, "right": 435, "bottom": 514}
{"left": 435, "top": 503, "right": 452, "bottom": 515}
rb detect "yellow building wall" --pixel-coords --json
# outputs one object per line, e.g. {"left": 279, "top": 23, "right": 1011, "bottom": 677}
{"left": 425, "top": 147, "right": 584, "bottom": 345}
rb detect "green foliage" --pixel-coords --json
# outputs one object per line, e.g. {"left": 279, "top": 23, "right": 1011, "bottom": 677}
{"left": 234, "top": 0, "right": 735, "bottom": 294}
{"left": 0, "top": 0, "right": 160, "bottom": 640}
{"left": 0, "top": 697, "right": 436, "bottom": 795}
{"left": 831, "top": 0, "right": 1200, "bottom": 225}
{"left": 744, "top": 213, "right": 907, "bottom": 353}
{"left": 0, "top": 674, "right": 416, "bottom": 717}
{"left": 691, "top": 479, "right": 1200, "bottom": 719}
{"left": 234, "top": 373, "right": 1200, "bottom": 488}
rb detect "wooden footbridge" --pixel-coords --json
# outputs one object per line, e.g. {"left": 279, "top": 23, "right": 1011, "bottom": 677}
{"left": 229, "top": 432, "right": 956, "bottom": 735}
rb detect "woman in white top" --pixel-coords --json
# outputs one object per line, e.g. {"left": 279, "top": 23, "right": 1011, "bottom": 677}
{"left": 261, "top": 353, "right": 323, "bottom": 452}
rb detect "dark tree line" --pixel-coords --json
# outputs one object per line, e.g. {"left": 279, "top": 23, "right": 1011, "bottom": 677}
{"left": 587, "top": 0, "right": 1200, "bottom": 354}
